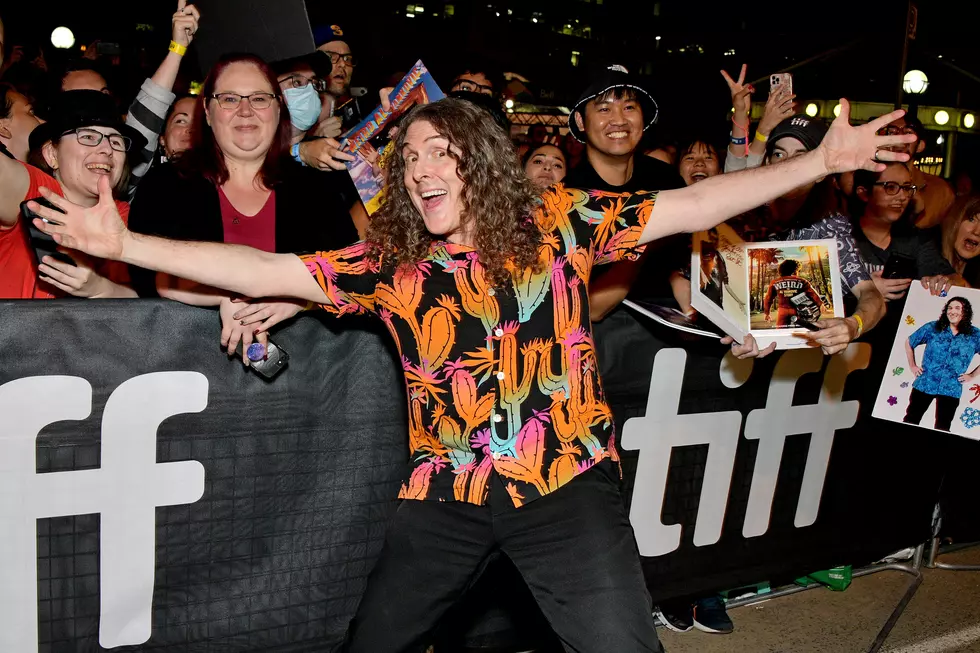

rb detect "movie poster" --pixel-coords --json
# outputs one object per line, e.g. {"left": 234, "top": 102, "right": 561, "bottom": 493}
{"left": 874, "top": 284, "right": 980, "bottom": 440}
{"left": 746, "top": 242, "right": 838, "bottom": 331}
{"left": 341, "top": 60, "right": 445, "bottom": 214}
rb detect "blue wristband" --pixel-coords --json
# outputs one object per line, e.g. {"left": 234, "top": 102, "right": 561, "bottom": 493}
{"left": 729, "top": 132, "right": 747, "bottom": 146}
{"left": 291, "top": 142, "right": 307, "bottom": 166}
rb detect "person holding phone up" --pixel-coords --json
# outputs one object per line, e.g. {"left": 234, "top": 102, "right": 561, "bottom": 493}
{"left": 721, "top": 64, "right": 797, "bottom": 172}
{"left": 851, "top": 162, "right": 963, "bottom": 302}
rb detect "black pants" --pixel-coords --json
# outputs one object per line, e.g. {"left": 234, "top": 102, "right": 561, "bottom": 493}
{"left": 344, "top": 462, "right": 664, "bottom": 653}
{"left": 904, "top": 388, "right": 960, "bottom": 431}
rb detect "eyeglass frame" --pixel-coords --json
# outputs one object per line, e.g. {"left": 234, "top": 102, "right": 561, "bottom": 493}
{"left": 60, "top": 127, "right": 133, "bottom": 152}
{"left": 451, "top": 78, "right": 494, "bottom": 95}
{"left": 277, "top": 74, "right": 327, "bottom": 93}
{"left": 324, "top": 52, "right": 356, "bottom": 67}
{"left": 877, "top": 125, "right": 920, "bottom": 138}
{"left": 209, "top": 92, "right": 281, "bottom": 111}
{"left": 873, "top": 180, "right": 919, "bottom": 197}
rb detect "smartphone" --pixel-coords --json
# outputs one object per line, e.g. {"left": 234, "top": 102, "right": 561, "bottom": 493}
{"left": 791, "top": 316, "right": 822, "bottom": 332}
{"left": 335, "top": 96, "right": 362, "bottom": 133}
{"left": 20, "top": 198, "right": 76, "bottom": 267}
{"left": 882, "top": 252, "right": 917, "bottom": 280}
{"left": 234, "top": 339, "right": 290, "bottom": 379}
{"left": 96, "top": 42, "right": 122, "bottom": 56}
{"left": 770, "top": 72, "right": 793, "bottom": 96}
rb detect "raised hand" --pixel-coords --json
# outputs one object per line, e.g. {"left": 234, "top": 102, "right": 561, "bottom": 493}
{"left": 818, "top": 100, "right": 917, "bottom": 174}
{"left": 173, "top": 0, "right": 201, "bottom": 48}
{"left": 30, "top": 175, "right": 128, "bottom": 260}
{"left": 720, "top": 64, "right": 753, "bottom": 116}
{"left": 314, "top": 115, "right": 343, "bottom": 139}
{"left": 758, "top": 85, "right": 796, "bottom": 136}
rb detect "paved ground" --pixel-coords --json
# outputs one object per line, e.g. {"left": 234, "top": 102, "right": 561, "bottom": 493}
{"left": 659, "top": 547, "right": 980, "bottom": 653}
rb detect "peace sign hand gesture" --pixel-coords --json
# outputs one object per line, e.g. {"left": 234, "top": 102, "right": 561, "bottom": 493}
{"left": 721, "top": 64, "right": 754, "bottom": 117}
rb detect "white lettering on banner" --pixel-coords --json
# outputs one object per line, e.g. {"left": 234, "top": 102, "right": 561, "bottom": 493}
{"left": 622, "top": 344, "right": 870, "bottom": 557}
{"left": 0, "top": 373, "right": 208, "bottom": 651}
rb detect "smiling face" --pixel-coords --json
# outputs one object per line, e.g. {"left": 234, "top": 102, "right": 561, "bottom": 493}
{"left": 205, "top": 61, "right": 280, "bottom": 163}
{"left": 42, "top": 126, "right": 126, "bottom": 204}
{"left": 524, "top": 144, "right": 566, "bottom": 191}
{"left": 947, "top": 300, "right": 965, "bottom": 327}
{"left": 955, "top": 212, "right": 980, "bottom": 261}
{"left": 402, "top": 120, "right": 467, "bottom": 243}
{"left": 865, "top": 164, "right": 913, "bottom": 223}
{"left": 678, "top": 142, "right": 720, "bottom": 186}
{"left": 577, "top": 89, "right": 643, "bottom": 158}
{"left": 160, "top": 96, "right": 197, "bottom": 158}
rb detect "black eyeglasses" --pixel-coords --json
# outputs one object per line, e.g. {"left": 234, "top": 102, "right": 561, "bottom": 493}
{"left": 63, "top": 128, "right": 132, "bottom": 152}
{"left": 874, "top": 181, "right": 919, "bottom": 196}
{"left": 325, "top": 52, "right": 356, "bottom": 67}
{"left": 452, "top": 79, "right": 494, "bottom": 95}
{"left": 877, "top": 125, "right": 919, "bottom": 137}
{"left": 209, "top": 92, "right": 279, "bottom": 110}
{"left": 278, "top": 74, "right": 327, "bottom": 93}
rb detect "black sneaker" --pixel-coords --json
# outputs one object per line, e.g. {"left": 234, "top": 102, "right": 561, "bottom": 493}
{"left": 654, "top": 600, "right": 694, "bottom": 633}
{"left": 692, "top": 595, "right": 734, "bottom": 634}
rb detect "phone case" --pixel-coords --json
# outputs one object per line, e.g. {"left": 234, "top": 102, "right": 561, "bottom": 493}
{"left": 20, "top": 198, "right": 75, "bottom": 267}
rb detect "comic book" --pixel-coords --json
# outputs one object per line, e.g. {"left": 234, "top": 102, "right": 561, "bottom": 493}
{"left": 340, "top": 60, "right": 444, "bottom": 214}
{"left": 690, "top": 228, "right": 843, "bottom": 350}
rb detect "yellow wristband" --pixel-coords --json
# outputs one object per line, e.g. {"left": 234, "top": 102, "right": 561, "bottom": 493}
{"left": 169, "top": 41, "right": 187, "bottom": 57}
{"left": 852, "top": 314, "right": 864, "bottom": 337}
{"left": 755, "top": 131, "right": 769, "bottom": 143}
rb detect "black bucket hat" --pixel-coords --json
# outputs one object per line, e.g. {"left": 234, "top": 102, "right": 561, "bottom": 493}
{"left": 765, "top": 114, "right": 828, "bottom": 157}
{"left": 568, "top": 64, "right": 659, "bottom": 143}
{"left": 29, "top": 90, "right": 147, "bottom": 156}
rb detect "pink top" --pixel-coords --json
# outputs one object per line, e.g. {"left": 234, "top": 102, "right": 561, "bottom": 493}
{"left": 218, "top": 187, "right": 276, "bottom": 252}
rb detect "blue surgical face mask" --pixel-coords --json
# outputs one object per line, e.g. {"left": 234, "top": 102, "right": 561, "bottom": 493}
{"left": 283, "top": 84, "right": 322, "bottom": 132}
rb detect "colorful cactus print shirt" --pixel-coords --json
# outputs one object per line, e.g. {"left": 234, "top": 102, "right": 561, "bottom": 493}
{"left": 301, "top": 184, "right": 655, "bottom": 507}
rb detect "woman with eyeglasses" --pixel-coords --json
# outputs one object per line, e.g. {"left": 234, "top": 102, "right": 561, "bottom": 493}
{"left": 0, "top": 89, "right": 143, "bottom": 298}
{"left": 851, "top": 162, "right": 962, "bottom": 302}
{"left": 126, "top": 53, "right": 359, "bottom": 362}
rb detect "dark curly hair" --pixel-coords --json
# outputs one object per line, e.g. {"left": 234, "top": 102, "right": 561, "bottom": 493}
{"left": 367, "top": 98, "right": 542, "bottom": 289}
{"left": 778, "top": 259, "right": 800, "bottom": 276}
{"left": 936, "top": 297, "right": 974, "bottom": 334}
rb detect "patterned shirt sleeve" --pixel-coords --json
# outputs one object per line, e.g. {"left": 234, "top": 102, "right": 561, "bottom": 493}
{"left": 538, "top": 184, "right": 657, "bottom": 266}
{"left": 298, "top": 241, "right": 381, "bottom": 315}
{"left": 786, "top": 213, "right": 871, "bottom": 290}
{"left": 908, "top": 322, "right": 936, "bottom": 349}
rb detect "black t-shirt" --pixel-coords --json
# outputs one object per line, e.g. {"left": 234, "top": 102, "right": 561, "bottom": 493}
{"left": 564, "top": 153, "right": 687, "bottom": 305}
{"left": 853, "top": 221, "right": 954, "bottom": 278}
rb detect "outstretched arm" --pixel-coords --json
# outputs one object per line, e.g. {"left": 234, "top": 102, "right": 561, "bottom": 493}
{"left": 639, "top": 101, "right": 916, "bottom": 246}
{"left": 29, "top": 176, "right": 327, "bottom": 303}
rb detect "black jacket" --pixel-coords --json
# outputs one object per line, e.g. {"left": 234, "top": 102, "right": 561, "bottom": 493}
{"left": 127, "top": 161, "right": 360, "bottom": 297}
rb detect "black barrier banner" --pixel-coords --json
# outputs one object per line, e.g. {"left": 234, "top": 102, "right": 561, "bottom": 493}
{"left": 0, "top": 300, "right": 966, "bottom": 651}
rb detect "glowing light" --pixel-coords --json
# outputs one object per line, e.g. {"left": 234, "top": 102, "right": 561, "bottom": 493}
{"left": 406, "top": 12, "right": 415, "bottom": 17}
{"left": 934, "top": 110, "right": 950, "bottom": 126}
{"left": 903, "top": 69, "right": 929, "bottom": 95}
{"left": 51, "top": 27, "right": 75, "bottom": 49}
{"left": 655, "top": 35, "right": 661, "bottom": 41}
{"left": 805, "top": 103, "right": 819, "bottom": 118}
{"left": 505, "top": 99, "right": 514, "bottom": 108}
{"left": 965, "top": 113, "right": 976, "bottom": 129}
{"left": 937, "top": 135, "right": 945, "bottom": 145}
{"left": 833, "top": 103, "right": 841, "bottom": 118}
{"left": 532, "top": 17, "right": 538, "bottom": 23}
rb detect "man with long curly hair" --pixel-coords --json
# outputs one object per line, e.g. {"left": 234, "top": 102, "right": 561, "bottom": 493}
{"left": 32, "top": 96, "right": 915, "bottom": 652}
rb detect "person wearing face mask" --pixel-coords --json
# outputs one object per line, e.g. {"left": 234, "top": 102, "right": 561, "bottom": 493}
{"left": 0, "top": 89, "right": 143, "bottom": 298}
{"left": 851, "top": 162, "right": 962, "bottom": 302}
{"left": 272, "top": 52, "right": 332, "bottom": 146}
{"left": 123, "top": 53, "right": 360, "bottom": 362}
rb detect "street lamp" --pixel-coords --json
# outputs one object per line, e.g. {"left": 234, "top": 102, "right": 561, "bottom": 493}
{"left": 805, "top": 103, "right": 819, "bottom": 118}
{"left": 50, "top": 26, "right": 75, "bottom": 49}
{"left": 902, "top": 70, "right": 929, "bottom": 95}
{"left": 934, "top": 110, "right": 950, "bottom": 126}
{"left": 965, "top": 113, "right": 976, "bottom": 129}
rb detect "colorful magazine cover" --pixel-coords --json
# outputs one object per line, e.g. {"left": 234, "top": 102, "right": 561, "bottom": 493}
{"left": 340, "top": 60, "right": 444, "bottom": 214}
{"left": 690, "top": 231, "right": 843, "bottom": 351}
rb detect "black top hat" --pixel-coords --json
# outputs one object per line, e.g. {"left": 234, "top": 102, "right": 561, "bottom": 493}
{"left": 29, "top": 90, "right": 147, "bottom": 157}
{"left": 568, "top": 64, "right": 658, "bottom": 143}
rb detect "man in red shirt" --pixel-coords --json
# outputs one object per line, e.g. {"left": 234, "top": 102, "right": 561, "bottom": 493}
{"left": 764, "top": 259, "right": 825, "bottom": 327}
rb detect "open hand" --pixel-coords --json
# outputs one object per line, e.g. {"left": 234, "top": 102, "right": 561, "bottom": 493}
{"left": 172, "top": 0, "right": 201, "bottom": 48}
{"left": 871, "top": 270, "right": 911, "bottom": 301}
{"left": 818, "top": 100, "right": 917, "bottom": 174}
{"left": 722, "top": 333, "right": 776, "bottom": 359}
{"left": 30, "top": 175, "right": 128, "bottom": 260}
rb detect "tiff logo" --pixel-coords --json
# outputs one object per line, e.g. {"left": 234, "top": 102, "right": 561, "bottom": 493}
{"left": 0, "top": 373, "right": 208, "bottom": 651}
{"left": 622, "top": 344, "right": 870, "bottom": 557}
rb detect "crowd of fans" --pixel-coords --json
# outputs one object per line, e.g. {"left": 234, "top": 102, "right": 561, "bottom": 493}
{"left": 3, "top": 1, "right": 979, "bottom": 640}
